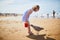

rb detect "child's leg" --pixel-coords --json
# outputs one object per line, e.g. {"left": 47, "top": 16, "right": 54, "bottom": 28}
{"left": 27, "top": 22, "right": 33, "bottom": 35}
{"left": 28, "top": 25, "right": 31, "bottom": 33}
{"left": 24, "top": 22, "right": 33, "bottom": 35}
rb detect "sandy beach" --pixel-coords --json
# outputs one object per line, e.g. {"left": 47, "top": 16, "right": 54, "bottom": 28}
{"left": 0, "top": 16, "right": 60, "bottom": 40}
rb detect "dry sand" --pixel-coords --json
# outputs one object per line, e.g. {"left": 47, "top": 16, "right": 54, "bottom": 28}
{"left": 0, "top": 16, "right": 60, "bottom": 40}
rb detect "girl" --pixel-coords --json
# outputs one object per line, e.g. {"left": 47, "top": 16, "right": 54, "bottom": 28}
{"left": 22, "top": 5, "right": 40, "bottom": 35}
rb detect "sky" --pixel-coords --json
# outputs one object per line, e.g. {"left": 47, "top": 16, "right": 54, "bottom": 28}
{"left": 0, "top": 0, "right": 60, "bottom": 16}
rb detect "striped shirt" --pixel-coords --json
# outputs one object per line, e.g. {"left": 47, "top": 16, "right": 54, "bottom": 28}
{"left": 22, "top": 9, "right": 33, "bottom": 22}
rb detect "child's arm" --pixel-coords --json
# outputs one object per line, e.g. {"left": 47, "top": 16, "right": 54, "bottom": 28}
{"left": 25, "top": 9, "right": 33, "bottom": 18}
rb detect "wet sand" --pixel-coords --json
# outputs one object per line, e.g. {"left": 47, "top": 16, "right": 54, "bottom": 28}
{"left": 0, "top": 16, "right": 60, "bottom": 40}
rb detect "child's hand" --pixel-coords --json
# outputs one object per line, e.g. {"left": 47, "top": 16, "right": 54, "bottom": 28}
{"left": 24, "top": 22, "right": 29, "bottom": 27}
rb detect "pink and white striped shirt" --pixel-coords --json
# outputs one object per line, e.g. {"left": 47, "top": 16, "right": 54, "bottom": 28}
{"left": 22, "top": 9, "right": 33, "bottom": 22}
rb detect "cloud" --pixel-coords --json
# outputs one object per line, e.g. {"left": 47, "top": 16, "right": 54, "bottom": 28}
{"left": 0, "top": 0, "right": 60, "bottom": 14}
{"left": 0, "top": 0, "right": 14, "bottom": 5}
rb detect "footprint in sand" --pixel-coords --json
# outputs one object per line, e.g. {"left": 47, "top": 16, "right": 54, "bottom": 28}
{"left": 48, "top": 35, "right": 51, "bottom": 36}
{"left": 8, "top": 28, "right": 20, "bottom": 34}
{"left": 8, "top": 29, "right": 15, "bottom": 33}
{"left": 45, "top": 30, "right": 48, "bottom": 31}
{"left": 0, "top": 27, "right": 6, "bottom": 31}
{"left": 14, "top": 29, "right": 19, "bottom": 32}
{"left": 0, "top": 37, "right": 4, "bottom": 40}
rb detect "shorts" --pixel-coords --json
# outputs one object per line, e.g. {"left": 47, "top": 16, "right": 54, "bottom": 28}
{"left": 23, "top": 22, "right": 29, "bottom": 28}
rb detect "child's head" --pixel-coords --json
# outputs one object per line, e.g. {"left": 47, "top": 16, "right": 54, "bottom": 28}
{"left": 32, "top": 5, "right": 40, "bottom": 12}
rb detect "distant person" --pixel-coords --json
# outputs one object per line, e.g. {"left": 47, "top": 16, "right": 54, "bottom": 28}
{"left": 53, "top": 10, "right": 55, "bottom": 18}
{"left": 22, "top": 5, "right": 40, "bottom": 35}
{"left": 47, "top": 13, "right": 49, "bottom": 18}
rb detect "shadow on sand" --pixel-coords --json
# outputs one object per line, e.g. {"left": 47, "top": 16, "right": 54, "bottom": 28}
{"left": 26, "top": 34, "right": 56, "bottom": 40}
{"left": 27, "top": 24, "right": 56, "bottom": 40}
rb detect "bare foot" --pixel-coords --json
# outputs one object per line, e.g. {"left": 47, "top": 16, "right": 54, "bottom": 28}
{"left": 28, "top": 32, "right": 33, "bottom": 35}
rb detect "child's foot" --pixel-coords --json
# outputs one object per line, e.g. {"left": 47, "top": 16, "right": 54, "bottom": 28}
{"left": 28, "top": 32, "right": 33, "bottom": 35}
